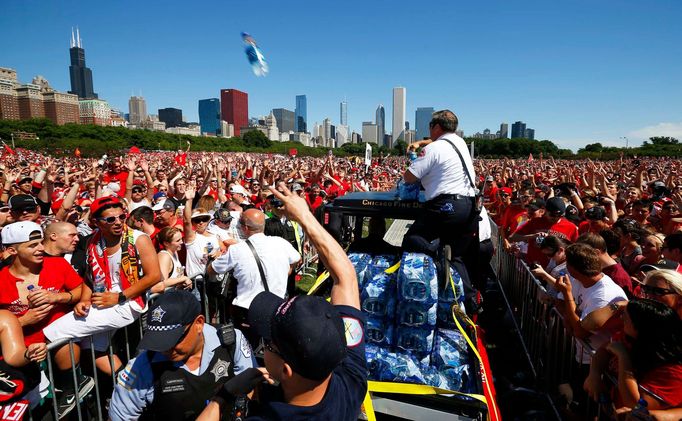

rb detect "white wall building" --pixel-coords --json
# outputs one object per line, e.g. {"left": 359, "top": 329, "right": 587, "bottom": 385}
{"left": 392, "top": 87, "right": 406, "bottom": 146}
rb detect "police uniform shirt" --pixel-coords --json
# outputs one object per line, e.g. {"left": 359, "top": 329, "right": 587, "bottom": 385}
{"left": 408, "top": 133, "right": 476, "bottom": 201}
{"left": 109, "top": 324, "right": 255, "bottom": 421}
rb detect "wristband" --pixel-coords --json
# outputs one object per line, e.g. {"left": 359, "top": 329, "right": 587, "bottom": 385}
{"left": 24, "top": 349, "right": 30, "bottom": 362}
{"left": 65, "top": 291, "right": 73, "bottom": 304}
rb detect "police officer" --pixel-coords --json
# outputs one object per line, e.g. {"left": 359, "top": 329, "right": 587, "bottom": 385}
{"left": 402, "top": 110, "right": 480, "bottom": 312}
{"left": 109, "top": 291, "right": 255, "bottom": 421}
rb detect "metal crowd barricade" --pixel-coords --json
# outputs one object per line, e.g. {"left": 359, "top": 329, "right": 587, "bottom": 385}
{"left": 491, "top": 229, "right": 598, "bottom": 418}
{"left": 28, "top": 282, "right": 228, "bottom": 420}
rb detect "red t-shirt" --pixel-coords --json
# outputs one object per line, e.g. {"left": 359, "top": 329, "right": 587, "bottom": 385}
{"left": 639, "top": 364, "right": 682, "bottom": 408}
{"left": 514, "top": 217, "right": 579, "bottom": 267}
{"left": 501, "top": 204, "right": 528, "bottom": 236}
{"left": 0, "top": 257, "right": 82, "bottom": 345}
{"left": 306, "top": 194, "right": 324, "bottom": 212}
{"left": 103, "top": 171, "right": 129, "bottom": 196}
{"left": 602, "top": 264, "right": 633, "bottom": 297}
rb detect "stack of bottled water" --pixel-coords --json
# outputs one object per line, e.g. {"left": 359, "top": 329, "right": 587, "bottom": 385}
{"left": 362, "top": 270, "right": 397, "bottom": 347}
{"left": 348, "top": 250, "right": 471, "bottom": 391}
{"left": 396, "top": 253, "right": 439, "bottom": 358}
{"left": 348, "top": 253, "right": 373, "bottom": 288}
{"left": 437, "top": 266, "right": 466, "bottom": 329}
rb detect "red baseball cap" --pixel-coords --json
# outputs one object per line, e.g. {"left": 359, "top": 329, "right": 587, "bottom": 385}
{"left": 90, "top": 196, "right": 123, "bottom": 218}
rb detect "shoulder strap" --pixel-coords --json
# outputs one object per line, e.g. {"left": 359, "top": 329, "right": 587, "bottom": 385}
{"left": 245, "top": 239, "right": 269, "bottom": 292}
{"left": 441, "top": 138, "right": 476, "bottom": 191}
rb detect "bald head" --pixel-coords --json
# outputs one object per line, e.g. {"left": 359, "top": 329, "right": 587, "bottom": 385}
{"left": 43, "top": 221, "right": 79, "bottom": 254}
{"left": 241, "top": 209, "right": 265, "bottom": 234}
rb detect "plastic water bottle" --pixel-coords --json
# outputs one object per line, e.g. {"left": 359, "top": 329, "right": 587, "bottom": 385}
{"left": 348, "top": 253, "right": 373, "bottom": 288}
{"left": 395, "top": 326, "right": 434, "bottom": 357}
{"left": 93, "top": 273, "right": 107, "bottom": 293}
{"left": 408, "top": 151, "right": 418, "bottom": 162}
{"left": 361, "top": 272, "right": 396, "bottom": 318}
{"left": 365, "top": 317, "right": 394, "bottom": 347}
{"left": 206, "top": 242, "right": 214, "bottom": 258}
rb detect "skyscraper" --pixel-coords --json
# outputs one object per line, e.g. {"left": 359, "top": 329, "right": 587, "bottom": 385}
{"left": 220, "top": 89, "right": 248, "bottom": 136}
{"left": 415, "top": 107, "right": 434, "bottom": 141}
{"left": 511, "top": 121, "right": 527, "bottom": 138}
{"left": 128, "top": 96, "right": 147, "bottom": 125}
{"left": 199, "top": 98, "right": 221, "bottom": 135}
{"left": 68, "top": 28, "right": 97, "bottom": 99}
{"left": 375, "top": 105, "right": 385, "bottom": 147}
{"left": 340, "top": 101, "right": 347, "bottom": 126}
{"left": 158, "top": 108, "right": 183, "bottom": 128}
{"left": 499, "top": 123, "right": 508, "bottom": 139}
{"left": 295, "top": 95, "right": 307, "bottom": 132}
{"left": 392, "top": 87, "right": 406, "bottom": 146}
{"left": 524, "top": 128, "right": 535, "bottom": 140}
{"left": 272, "top": 108, "right": 295, "bottom": 133}
{"left": 362, "top": 122, "right": 378, "bottom": 144}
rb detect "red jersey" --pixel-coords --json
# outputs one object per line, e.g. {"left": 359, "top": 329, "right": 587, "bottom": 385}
{"left": 501, "top": 204, "right": 528, "bottom": 236}
{"left": 639, "top": 364, "right": 682, "bottom": 408}
{"left": 306, "top": 194, "right": 324, "bottom": 212}
{"left": 514, "top": 217, "right": 579, "bottom": 267}
{"left": 103, "top": 171, "right": 129, "bottom": 196}
{"left": 0, "top": 258, "right": 82, "bottom": 345}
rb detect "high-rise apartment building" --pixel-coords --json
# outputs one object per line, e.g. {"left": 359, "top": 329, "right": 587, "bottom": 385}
{"left": 68, "top": 28, "right": 97, "bottom": 99}
{"left": 375, "top": 105, "right": 385, "bottom": 147}
{"left": 295, "top": 94, "right": 307, "bottom": 132}
{"left": 322, "top": 118, "right": 331, "bottom": 147}
{"left": 340, "top": 101, "right": 347, "bottom": 126}
{"left": 158, "top": 107, "right": 183, "bottom": 128}
{"left": 415, "top": 107, "right": 434, "bottom": 141}
{"left": 525, "top": 128, "right": 535, "bottom": 140}
{"left": 79, "top": 99, "right": 111, "bottom": 126}
{"left": 511, "top": 121, "right": 527, "bottom": 138}
{"left": 199, "top": 98, "right": 221, "bottom": 136}
{"left": 221, "top": 89, "right": 248, "bottom": 136}
{"left": 128, "top": 96, "right": 147, "bottom": 125}
{"left": 392, "top": 87, "right": 406, "bottom": 146}
{"left": 272, "top": 108, "right": 295, "bottom": 133}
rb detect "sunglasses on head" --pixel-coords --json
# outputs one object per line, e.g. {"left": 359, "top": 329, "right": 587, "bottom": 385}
{"left": 98, "top": 214, "right": 127, "bottom": 224}
{"left": 641, "top": 283, "right": 677, "bottom": 297}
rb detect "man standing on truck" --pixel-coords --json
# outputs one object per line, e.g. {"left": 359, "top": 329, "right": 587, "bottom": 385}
{"left": 402, "top": 110, "right": 480, "bottom": 311}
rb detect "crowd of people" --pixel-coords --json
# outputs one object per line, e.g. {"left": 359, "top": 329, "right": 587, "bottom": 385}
{"left": 482, "top": 155, "right": 682, "bottom": 419}
{"left": 0, "top": 145, "right": 403, "bottom": 420}
{"left": 0, "top": 115, "right": 681, "bottom": 420}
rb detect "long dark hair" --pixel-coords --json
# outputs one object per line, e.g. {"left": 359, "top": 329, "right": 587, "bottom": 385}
{"left": 628, "top": 298, "right": 682, "bottom": 375}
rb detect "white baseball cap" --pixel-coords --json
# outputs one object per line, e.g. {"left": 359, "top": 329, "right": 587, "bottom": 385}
{"left": 229, "top": 185, "right": 248, "bottom": 196}
{"left": 1, "top": 221, "right": 43, "bottom": 245}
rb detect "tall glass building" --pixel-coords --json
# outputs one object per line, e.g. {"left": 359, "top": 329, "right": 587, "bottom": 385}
{"left": 415, "top": 107, "right": 434, "bottom": 141}
{"left": 295, "top": 95, "right": 307, "bottom": 132}
{"left": 340, "top": 101, "right": 347, "bottom": 126}
{"left": 199, "top": 98, "right": 220, "bottom": 135}
{"left": 375, "top": 105, "right": 385, "bottom": 146}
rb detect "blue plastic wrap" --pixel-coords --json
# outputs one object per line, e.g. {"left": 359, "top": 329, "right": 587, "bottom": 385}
{"left": 348, "top": 252, "right": 373, "bottom": 288}
{"left": 430, "top": 329, "right": 469, "bottom": 391}
{"left": 369, "top": 254, "right": 397, "bottom": 277}
{"left": 395, "top": 326, "right": 435, "bottom": 357}
{"left": 398, "top": 253, "right": 438, "bottom": 303}
{"left": 397, "top": 180, "right": 420, "bottom": 201}
{"left": 367, "top": 347, "right": 427, "bottom": 384}
{"left": 361, "top": 271, "right": 397, "bottom": 319}
{"left": 365, "top": 316, "right": 394, "bottom": 347}
{"left": 396, "top": 300, "right": 437, "bottom": 328}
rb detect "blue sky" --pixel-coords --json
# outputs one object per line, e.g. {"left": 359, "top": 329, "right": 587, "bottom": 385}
{"left": 2, "top": 0, "right": 681, "bottom": 151}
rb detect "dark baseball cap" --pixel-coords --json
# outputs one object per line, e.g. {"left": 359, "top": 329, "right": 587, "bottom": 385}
{"left": 640, "top": 259, "right": 679, "bottom": 273}
{"left": 526, "top": 198, "right": 546, "bottom": 211}
{"left": 585, "top": 206, "right": 606, "bottom": 221}
{"left": 8, "top": 194, "right": 38, "bottom": 211}
{"left": 546, "top": 197, "right": 566, "bottom": 215}
{"left": 248, "top": 292, "right": 347, "bottom": 381}
{"left": 214, "top": 208, "right": 233, "bottom": 223}
{"left": 137, "top": 291, "right": 201, "bottom": 352}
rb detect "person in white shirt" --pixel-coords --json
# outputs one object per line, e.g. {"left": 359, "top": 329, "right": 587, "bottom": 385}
{"left": 209, "top": 208, "right": 300, "bottom": 343}
{"left": 183, "top": 187, "right": 221, "bottom": 278}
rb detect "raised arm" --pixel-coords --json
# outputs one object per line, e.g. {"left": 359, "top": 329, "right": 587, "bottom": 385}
{"left": 183, "top": 186, "right": 197, "bottom": 243}
{"left": 269, "top": 183, "right": 359, "bottom": 309}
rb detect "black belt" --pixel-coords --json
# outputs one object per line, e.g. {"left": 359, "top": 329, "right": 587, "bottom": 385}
{"left": 427, "top": 194, "right": 475, "bottom": 203}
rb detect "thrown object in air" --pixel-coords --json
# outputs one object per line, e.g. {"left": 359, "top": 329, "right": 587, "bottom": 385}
{"left": 241, "top": 32, "right": 269, "bottom": 77}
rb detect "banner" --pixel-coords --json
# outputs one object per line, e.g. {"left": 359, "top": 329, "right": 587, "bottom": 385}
{"left": 364, "top": 143, "right": 372, "bottom": 169}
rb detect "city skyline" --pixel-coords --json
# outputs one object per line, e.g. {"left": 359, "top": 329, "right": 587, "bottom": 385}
{"left": 2, "top": 1, "right": 682, "bottom": 151}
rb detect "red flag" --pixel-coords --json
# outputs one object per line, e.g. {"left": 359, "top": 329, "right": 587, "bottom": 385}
{"left": 3, "top": 143, "right": 15, "bottom": 156}
{"left": 129, "top": 146, "right": 141, "bottom": 154}
{"left": 74, "top": 147, "right": 81, "bottom": 158}
{"left": 528, "top": 153, "right": 534, "bottom": 162}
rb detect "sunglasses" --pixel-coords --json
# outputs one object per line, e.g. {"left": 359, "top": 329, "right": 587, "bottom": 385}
{"left": 97, "top": 214, "right": 127, "bottom": 224}
{"left": 132, "top": 188, "right": 144, "bottom": 193}
{"left": 262, "top": 339, "right": 283, "bottom": 358}
{"left": 192, "top": 216, "right": 210, "bottom": 224}
{"left": 641, "top": 283, "right": 677, "bottom": 297}
{"left": 16, "top": 205, "right": 38, "bottom": 213}
{"left": 0, "top": 207, "right": 9, "bottom": 213}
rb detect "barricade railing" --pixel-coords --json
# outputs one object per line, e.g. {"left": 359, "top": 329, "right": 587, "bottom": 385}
{"left": 28, "top": 277, "right": 229, "bottom": 420}
{"left": 492, "top": 231, "right": 599, "bottom": 418}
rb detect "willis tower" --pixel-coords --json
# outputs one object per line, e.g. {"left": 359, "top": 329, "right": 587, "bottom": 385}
{"left": 69, "top": 28, "right": 97, "bottom": 99}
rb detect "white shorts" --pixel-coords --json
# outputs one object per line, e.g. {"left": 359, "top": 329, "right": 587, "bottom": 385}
{"left": 43, "top": 303, "right": 141, "bottom": 352}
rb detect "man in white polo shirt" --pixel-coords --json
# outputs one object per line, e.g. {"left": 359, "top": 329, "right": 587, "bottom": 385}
{"left": 208, "top": 208, "right": 300, "bottom": 343}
